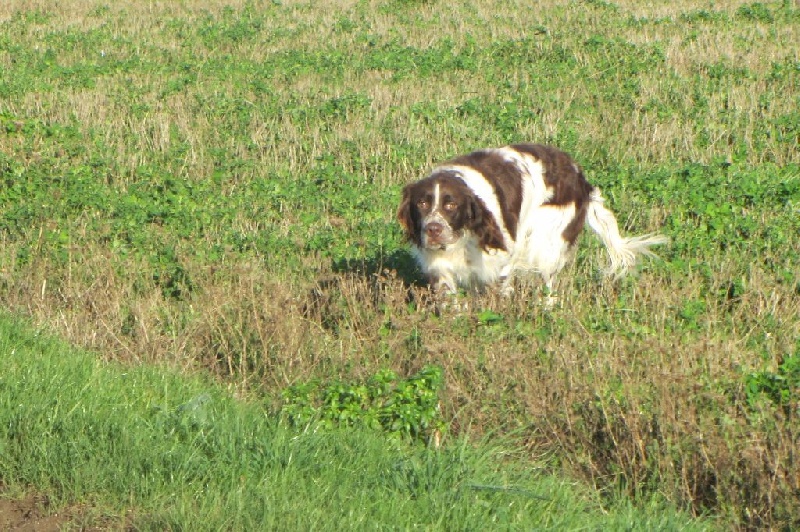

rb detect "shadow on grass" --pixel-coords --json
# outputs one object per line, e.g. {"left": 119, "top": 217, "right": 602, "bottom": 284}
{"left": 299, "top": 249, "right": 429, "bottom": 333}
{"left": 331, "top": 248, "right": 422, "bottom": 287}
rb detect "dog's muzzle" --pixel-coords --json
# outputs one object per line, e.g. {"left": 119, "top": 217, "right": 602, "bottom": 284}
{"left": 421, "top": 214, "right": 454, "bottom": 249}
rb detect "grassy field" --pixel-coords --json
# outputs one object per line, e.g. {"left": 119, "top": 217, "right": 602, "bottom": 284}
{"left": 0, "top": 312, "right": 711, "bottom": 529}
{"left": 0, "top": 0, "right": 798, "bottom": 528}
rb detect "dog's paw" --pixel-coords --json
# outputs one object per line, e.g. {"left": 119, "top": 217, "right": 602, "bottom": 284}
{"left": 435, "top": 295, "right": 469, "bottom": 315}
{"left": 542, "top": 293, "right": 560, "bottom": 310}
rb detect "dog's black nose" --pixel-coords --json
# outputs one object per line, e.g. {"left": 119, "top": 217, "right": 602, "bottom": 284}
{"left": 425, "top": 222, "right": 443, "bottom": 238}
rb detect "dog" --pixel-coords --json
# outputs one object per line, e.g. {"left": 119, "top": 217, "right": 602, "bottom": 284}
{"left": 397, "top": 143, "right": 668, "bottom": 297}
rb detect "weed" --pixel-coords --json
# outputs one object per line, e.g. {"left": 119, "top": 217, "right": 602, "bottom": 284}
{"left": 281, "top": 365, "right": 444, "bottom": 444}
{"left": 745, "top": 353, "right": 800, "bottom": 413}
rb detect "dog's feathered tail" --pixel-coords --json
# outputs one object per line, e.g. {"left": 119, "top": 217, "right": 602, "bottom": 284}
{"left": 585, "top": 188, "right": 669, "bottom": 278}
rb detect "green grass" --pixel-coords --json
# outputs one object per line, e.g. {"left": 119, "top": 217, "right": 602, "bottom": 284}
{"left": 0, "top": 312, "right": 708, "bottom": 529}
{"left": 0, "top": 0, "right": 799, "bottom": 528}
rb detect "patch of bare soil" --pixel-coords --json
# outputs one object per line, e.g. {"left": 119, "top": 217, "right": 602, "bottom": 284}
{"left": 0, "top": 494, "right": 67, "bottom": 532}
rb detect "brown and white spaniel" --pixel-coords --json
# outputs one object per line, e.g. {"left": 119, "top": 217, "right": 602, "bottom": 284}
{"left": 397, "top": 143, "right": 667, "bottom": 296}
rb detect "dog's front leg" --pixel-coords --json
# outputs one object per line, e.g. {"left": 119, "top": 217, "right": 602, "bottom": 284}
{"left": 428, "top": 272, "right": 468, "bottom": 313}
{"left": 498, "top": 262, "right": 516, "bottom": 297}
{"left": 428, "top": 272, "right": 456, "bottom": 295}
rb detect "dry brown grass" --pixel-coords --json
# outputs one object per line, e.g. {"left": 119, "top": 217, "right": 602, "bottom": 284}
{"left": 4, "top": 229, "right": 797, "bottom": 525}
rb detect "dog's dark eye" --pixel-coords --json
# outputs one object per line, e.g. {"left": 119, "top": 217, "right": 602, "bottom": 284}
{"left": 443, "top": 201, "right": 457, "bottom": 212}
{"left": 417, "top": 200, "right": 430, "bottom": 210}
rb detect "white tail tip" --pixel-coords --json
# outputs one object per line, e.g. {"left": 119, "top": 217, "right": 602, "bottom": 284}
{"left": 605, "top": 233, "right": 670, "bottom": 278}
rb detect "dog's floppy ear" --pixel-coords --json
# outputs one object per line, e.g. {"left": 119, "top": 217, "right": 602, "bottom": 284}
{"left": 468, "top": 196, "right": 506, "bottom": 251}
{"left": 397, "top": 185, "right": 419, "bottom": 244}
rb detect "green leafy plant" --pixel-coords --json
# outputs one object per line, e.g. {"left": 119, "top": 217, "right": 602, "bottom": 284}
{"left": 745, "top": 353, "right": 800, "bottom": 414}
{"left": 281, "top": 365, "right": 444, "bottom": 444}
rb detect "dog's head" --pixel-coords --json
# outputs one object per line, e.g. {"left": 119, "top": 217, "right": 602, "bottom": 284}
{"left": 397, "top": 171, "right": 505, "bottom": 251}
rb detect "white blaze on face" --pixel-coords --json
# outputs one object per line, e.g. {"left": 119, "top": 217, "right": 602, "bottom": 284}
{"left": 421, "top": 182, "right": 455, "bottom": 249}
